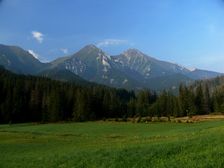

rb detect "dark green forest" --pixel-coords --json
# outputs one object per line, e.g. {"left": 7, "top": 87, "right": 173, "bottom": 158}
{"left": 0, "top": 66, "right": 224, "bottom": 124}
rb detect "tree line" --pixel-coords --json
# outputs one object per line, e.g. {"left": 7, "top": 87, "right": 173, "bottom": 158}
{"left": 0, "top": 67, "right": 224, "bottom": 123}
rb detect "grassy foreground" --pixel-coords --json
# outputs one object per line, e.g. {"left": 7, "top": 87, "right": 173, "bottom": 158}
{"left": 1, "top": 120, "right": 224, "bottom": 168}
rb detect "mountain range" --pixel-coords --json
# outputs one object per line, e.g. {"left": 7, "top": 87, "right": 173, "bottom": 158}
{"left": 0, "top": 44, "right": 222, "bottom": 91}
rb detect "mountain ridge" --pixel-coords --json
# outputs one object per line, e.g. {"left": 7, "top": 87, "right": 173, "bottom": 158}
{"left": 0, "top": 44, "right": 46, "bottom": 74}
{"left": 0, "top": 43, "right": 222, "bottom": 91}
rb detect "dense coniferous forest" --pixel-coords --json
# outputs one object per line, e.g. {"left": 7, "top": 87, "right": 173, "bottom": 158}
{"left": 0, "top": 66, "right": 224, "bottom": 124}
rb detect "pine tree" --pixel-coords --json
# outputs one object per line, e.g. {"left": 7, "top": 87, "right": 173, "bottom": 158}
{"left": 195, "top": 84, "right": 205, "bottom": 115}
{"left": 127, "top": 99, "right": 136, "bottom": 117}
{"left": 179, "top": 85, "right": 196, "bottom": 117}
{"left": 203, "top": 84, "right": 211, "bottom": 114}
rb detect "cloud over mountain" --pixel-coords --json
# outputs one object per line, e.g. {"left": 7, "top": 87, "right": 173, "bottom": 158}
{"left": 31, "top": 31, "right": 44, "bottom": 43}
{"left": 96, "top": 39, "right": 130, "bottom": 47}
{"left": 60, "top": 48, "right": 68, "bottom": 54}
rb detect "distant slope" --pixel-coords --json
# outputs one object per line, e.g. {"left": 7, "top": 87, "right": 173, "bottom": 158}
{"left": 186, "top": 69, "right": 223, "bottom": 80}
{"left": 145, "top": 73, "right": 193, "bottom": 91}
{"left": 38, "top": 68, "right": 95, "bottom": 86}
{"left": 0, "top": 44, "right": 46, "bottom": 74}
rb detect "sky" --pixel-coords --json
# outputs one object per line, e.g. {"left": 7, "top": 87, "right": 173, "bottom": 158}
{"left": 1, "top": 0, "right": 224, "bottom": 72}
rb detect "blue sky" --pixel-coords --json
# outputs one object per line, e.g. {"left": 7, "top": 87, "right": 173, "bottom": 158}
{"left": 1, "top": 0, "right": 224, "bottom": 72}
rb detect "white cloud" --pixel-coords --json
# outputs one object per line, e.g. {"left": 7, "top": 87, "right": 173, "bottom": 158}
{"left": 28, "top": 50, "right": 39, "bottom": 59}
{"left": 31, "top": 31, "right": 44, "bottom": 43}
{"left": 96, "top": 39, "right": 131, "bottom": 47}
{"left": 60, "top": 48, "right": 68, "bottom": 54}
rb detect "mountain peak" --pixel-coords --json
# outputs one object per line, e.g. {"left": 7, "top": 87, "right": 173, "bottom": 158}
{"left": 83, "top": 44, "right": 99, "bottom": 51}
{"left": 73, "top": 44, "right": 111, "bottom": 60}
{"left": 123, "top": 48, "right": 145, "bottom": 58}
{"left": 73, "top": 44, "right": 101, "bottom": 56}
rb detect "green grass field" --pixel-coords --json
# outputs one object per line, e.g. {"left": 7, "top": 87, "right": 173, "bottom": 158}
{"left": 1, "top": 121, "right": 224, "bottom": 168}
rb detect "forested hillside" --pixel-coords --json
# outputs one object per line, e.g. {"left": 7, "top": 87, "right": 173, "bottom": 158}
{"left": 0, "top": 66, "right": 135, "bottom": 123}
{"left": 0, "top": 66, "right": 224, "bottom": 124}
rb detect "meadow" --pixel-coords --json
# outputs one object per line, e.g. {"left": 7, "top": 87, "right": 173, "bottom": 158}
{"left": 1, "top": 120, "right": 224, "bottom": 168}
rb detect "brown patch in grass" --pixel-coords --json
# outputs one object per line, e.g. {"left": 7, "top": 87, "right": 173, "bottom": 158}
{"left": 175, "top": 114, "right": 224, "bottom": 123}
